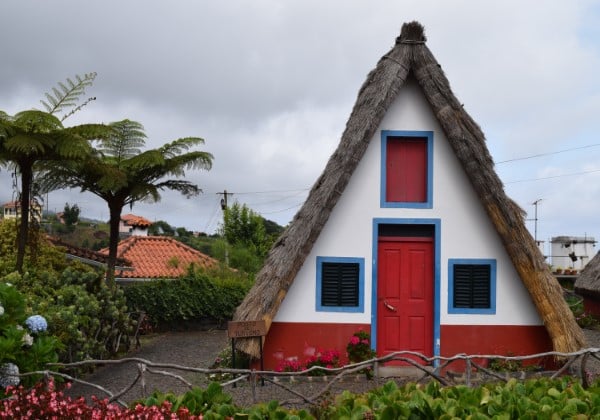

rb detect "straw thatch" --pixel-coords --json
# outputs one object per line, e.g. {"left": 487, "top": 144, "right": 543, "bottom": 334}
{"left": 234, "top": 21, "right": 586, "bottom": 357}
{"left": 575, "top": 252, "right": 600, "bottom": 299}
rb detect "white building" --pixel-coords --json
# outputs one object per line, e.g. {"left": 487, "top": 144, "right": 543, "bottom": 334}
{"left": 550, "top": 236, "right": 596, "bottom": 271}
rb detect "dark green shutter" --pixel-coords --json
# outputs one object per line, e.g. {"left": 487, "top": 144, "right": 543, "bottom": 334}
{"left": 322, "top": 262, "right": 359, "bottom": 307}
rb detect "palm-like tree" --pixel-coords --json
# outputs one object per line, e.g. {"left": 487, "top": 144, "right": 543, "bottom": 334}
{"left": 0, "top": 109, "right": 109, "bottom": 273}
{"left": 39, "top": 119, "right": 213, "bottom": 282}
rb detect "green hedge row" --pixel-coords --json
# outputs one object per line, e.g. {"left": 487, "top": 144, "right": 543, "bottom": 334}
{"left": 123, "top": 268, "right": 252, "bottom": 329}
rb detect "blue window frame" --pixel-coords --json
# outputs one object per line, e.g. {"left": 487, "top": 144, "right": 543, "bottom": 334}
{"left": 380, "top": 130, "right": 433, "bottom": 208}
{"left": 316, "top": 256, "right": 364, "bottom": 313}
{"left": 448, "top": 259, "right": 496, "bottom": 314}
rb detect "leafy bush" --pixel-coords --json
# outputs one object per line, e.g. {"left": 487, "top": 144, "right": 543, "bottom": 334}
{"left": 211, "top": 238, "right": 265, "bottom": 275}
{"left": 124, "top": 267, "right": 251, "bottom": 329}
{"left": 0, "top": 219, "right": 71, "bottom": 277}
{"left": 5, "top": 377, "right": 600, "bottom": 419}
{"left": 317, "top": 377, "right": 600, "bottom": 419}
{"left": 566, "top": 295, "right": 599, "bottom": 329}
{"left": 0, "top": 283, "right": 62, "bottom": 391}
{"left": 6, "top": 268, "right": 134, "bottom": 363}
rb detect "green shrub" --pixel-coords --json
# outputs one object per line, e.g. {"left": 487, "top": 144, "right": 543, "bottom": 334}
{"left": 124, "top": 267, "right": 251, "bottom": 329}
{"left": 566, "top": 295, "right": 600, "bottom": 329}
{"left": 6, "top": 268, "right": 134, "bottom": 363}
{"left": 0, "top": 282, "right": 62, "bottom": 392}
{"left": 0, "top": 219, "right": 71, "bottom": 277}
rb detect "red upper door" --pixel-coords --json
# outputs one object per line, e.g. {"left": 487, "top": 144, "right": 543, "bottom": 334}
{"left": 386, "top": 137, "right": 427, "bottom": 202}
{"left": 377, "top": 237, "right": 433, "bottom": 364}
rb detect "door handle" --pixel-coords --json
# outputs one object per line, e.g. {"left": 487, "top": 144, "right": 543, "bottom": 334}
{"left": 384, "top": 300, "right": 397, "bottom": 312}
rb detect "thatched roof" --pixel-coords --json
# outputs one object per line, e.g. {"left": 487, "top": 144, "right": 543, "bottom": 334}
{"left": 234, "top": 21, "right": 586, "bottom": 357}
{"left": 575, "top": 252, "right": 600, "bottom": 298}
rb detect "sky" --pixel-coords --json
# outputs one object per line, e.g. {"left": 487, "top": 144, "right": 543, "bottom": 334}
{"left": 1, "top": 1, "right": 600, "bottom": 255}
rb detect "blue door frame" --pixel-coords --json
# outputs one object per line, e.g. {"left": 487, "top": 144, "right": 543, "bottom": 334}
{"left": 371, "top": 218, "right": 441, "bottom": 361}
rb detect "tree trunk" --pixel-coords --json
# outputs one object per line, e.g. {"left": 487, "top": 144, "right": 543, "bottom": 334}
{"left": 106, "top": 201, "right": 123, "bottom": 286}
{"left": 15, "top": 163, "right": 32, "bottom": 274}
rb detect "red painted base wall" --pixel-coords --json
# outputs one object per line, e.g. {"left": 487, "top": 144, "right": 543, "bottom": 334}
{"left": 440, "top": 325, "right": 555, "bottom": 370}
{"left": 256, "top": 322, "right": 554, "bottom": 371}
{"left": 259, "top": 322, "right": 369, "bottom": 370}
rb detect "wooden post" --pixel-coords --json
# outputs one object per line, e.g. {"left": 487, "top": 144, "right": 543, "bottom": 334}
{"left": 228, "top": 320, "right": 268, "bottom": 387}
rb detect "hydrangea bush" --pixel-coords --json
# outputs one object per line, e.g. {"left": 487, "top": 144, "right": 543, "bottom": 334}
{"left": 12, "top": 268, "right": 135, "bottom": 363}
{"left": 0, "top": 282, "right": 61, "bottom": 392}
{"left": 25, "top": 315, "right": 48, "bottom": 333}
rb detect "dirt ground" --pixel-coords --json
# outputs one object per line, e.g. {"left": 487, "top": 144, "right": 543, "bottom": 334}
{"left": 67, "top": 327, "right": 600, "bottom": 409}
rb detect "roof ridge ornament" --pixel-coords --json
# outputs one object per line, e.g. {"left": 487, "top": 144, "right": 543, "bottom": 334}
{"left": 396, "top": 21, "right": 427, "bottom": 44}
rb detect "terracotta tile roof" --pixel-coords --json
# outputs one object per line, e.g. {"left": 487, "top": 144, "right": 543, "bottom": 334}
{"left": 47, "top": 236, "right": 131, "bottom": 267}
{"left": 101, "top": 236, "right": 218, "bottom": 279}
{"left": 121, "top": 214, "right": 153, "bottom": 228}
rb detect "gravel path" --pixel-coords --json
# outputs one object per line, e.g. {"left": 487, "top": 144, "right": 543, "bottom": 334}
{"left": 68, "top": 329, "right": 229, "bottom": 404}
{"left": 67, "top": 327, "right": 600, "bottom": 410}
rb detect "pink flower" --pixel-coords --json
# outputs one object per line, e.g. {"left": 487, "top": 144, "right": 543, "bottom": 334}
{"left": 350, "top": 336, "right": 360, "bottom": 345}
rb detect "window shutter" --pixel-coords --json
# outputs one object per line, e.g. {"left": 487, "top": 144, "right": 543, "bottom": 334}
{"left": 322, "top": 262, "right": 359, "bottom": 307}
{"left": 386, "top": 137, "right": 427, "bottom": 202}
{"left": 453, "top": 264, "right": 491, "bottom": 309}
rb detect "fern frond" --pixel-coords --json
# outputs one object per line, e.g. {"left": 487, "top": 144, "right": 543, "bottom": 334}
{"left": 40, "top": 72, "right": 97, "bottom": 118}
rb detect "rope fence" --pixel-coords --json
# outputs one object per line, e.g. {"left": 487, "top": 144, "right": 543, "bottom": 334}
{"left": 16, "top": 347, "right": 600, "bottom": 408}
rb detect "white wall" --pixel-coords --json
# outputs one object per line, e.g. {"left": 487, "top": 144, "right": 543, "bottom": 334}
{"left": 274, "top": 78, "right": 541, "bottom": 326}
{"left": 550, "top": 236, "right": 596, "bottom": 270}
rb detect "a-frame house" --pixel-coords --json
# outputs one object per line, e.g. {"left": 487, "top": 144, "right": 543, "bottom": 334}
{"left": 234, "top": 22, "right": 585, "bottom": 370}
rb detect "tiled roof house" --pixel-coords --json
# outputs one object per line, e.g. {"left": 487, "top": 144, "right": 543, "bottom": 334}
{"left": 119, "top": 214, "right": 153, "bottom": 237}
{"left": 2, "top": 200, "right": 42, "bottom": 223}
{"left": 102, "top": 236, "right": 218, "bottom": 281}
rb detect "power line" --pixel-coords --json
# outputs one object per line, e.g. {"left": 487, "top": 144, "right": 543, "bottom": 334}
{"left": 210, "top": 188, "right": 309, "bottom": 195}
{"left": 505, "top": 168, "right": 600, "bottom": 184}
{"left": 496, "top": 143, "right": 600, "bottom": 164}
{"left": 245, "top": 189, "right": 308, "bottom": 207}
{"left": 259, "top": 201, "right": 304, "bottom": 215}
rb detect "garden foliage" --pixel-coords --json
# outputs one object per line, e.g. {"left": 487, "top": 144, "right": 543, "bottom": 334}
{"left": 0, "top": 283, "right": 61, "bottom": 391}
{"left": 124, "top": 267, "right": 252, "bottom": 329}
{"left": 4, "top": 268, "right": 134, "bottom": 364}
{"left": 0, "top": 219, "right": 70, "bottom": 278}
{"left": 4, "top": 377, "right": 600, "bottom": 419}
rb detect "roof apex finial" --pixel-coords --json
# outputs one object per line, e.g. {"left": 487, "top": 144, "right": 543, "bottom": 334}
{"left": 397, "top": 21, "right": 426, "bottom": 44}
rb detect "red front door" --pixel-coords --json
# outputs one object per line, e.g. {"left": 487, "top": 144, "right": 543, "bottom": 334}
{"left": 377, "top": 237, "right": 433, "bottom": 364}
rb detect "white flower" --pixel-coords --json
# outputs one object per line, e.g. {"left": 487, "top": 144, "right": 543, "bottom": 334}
{"left": 0, "top": 363, "right": 20, "bottom": 388}
{"left": 25, "top": 315, "right": 48, "bottom": 333}
{"left": 0, "top": 305, "right": 4, "bottom": 316}
{"left": 22, "top": 332, "right": 33, "bottom": 346}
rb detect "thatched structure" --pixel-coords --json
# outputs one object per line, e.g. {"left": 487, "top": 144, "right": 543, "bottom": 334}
{"left": 575, "top": 252, "right": 600, "bottom": 299}
{"left": 234, "top": 21, "right": 586, "bottom": 357}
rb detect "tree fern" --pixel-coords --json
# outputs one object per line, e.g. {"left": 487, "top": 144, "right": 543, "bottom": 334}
{"left": 40, "top": 73, "right": 97, "bottom": 120}
{"left": 35, "top": 119, "right": 213, "bottom": 283}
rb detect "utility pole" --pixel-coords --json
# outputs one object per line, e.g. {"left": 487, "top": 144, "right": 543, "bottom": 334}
{"left": 218, "top": 189, "right": 233, "bottom": 211}
{"left": 532, "top": 198, "right": 542, "bottom": 245}
{"left": 217, "top": 190, "right": 233, "bottom": 265}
